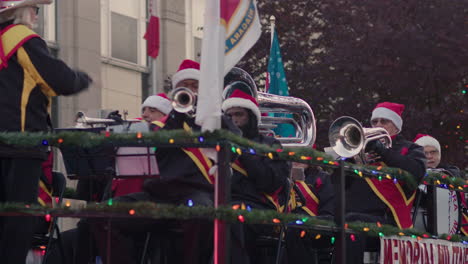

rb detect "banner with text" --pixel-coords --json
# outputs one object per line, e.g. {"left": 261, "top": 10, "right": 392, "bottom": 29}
{"left": 380, "top": 236, "right": 468, "bottom": 264}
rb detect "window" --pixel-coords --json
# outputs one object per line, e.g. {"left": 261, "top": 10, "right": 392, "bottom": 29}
{"left": 111, "top": 12, "right": 138, "bottom": 63}
{"left": 36, "top": 1, "right": 56, "bottom": 42}
{"left": 101, "top": 0, "right": 147, "bottom": 67}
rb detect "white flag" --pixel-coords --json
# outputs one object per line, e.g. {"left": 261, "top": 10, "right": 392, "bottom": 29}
{"left": 195, "top": 0, "right": 262, "bottom": 132}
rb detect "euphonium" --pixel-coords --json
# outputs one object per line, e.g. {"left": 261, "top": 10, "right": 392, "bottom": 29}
{"left": 222, "top": 79, "right": 316, "bottom": 147}
{"left": 170, "top": 87, "right": 197, "bottom": 115}
{"left": 328, "top": 116, "right": 392, "bottom": 163}
{"left": 257, "top": 92, "right": 316, "bottom": 147}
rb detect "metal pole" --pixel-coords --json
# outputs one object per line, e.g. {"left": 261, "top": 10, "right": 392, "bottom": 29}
{"left": 333, "top": 160, "right": 346, "bottom": 263}
{"left": 214, "top": 144, "right": 231, "bottom": 264}
{"left": 150, "top": 0, "right": 158, "bottom": 94}
{"left": 270, "top": 15, "right": 275, "bottom": 44}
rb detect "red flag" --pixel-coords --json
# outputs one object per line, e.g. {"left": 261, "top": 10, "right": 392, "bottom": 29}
{"left": 144, "top": 15, "right": 160, "bottom": 59}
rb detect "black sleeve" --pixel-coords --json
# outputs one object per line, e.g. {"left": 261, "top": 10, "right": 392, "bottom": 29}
{"left": 315, "top": 171, "right": 335, "bottom": 216}
{"left": 438, "top": 164, "right": 462, "bottom": 178}
{"left": 162, "top": 110, "right": 200, "bottom": 131}
{"left": 237, "top": 137, "right": 290, "bottom": 194}
{"left": 22, "top": 37, "right": 92, "bottom": 95}
{"left": 305, "top": 169, "right": 335, "bottom": 217}
{"left": 380, "top": 143, "right": 426, "bottom": 182}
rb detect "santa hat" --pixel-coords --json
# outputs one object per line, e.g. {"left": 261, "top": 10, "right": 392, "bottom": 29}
{"left": 171, "top": 59, "right": 200, "bottom": 88}
{"left": 141, "top": 93, "right": 172, "bottom": 115}
{"left": 371, "top": 102, "right": 405, "bottom": 132}
{"left": 414, "top": 133, "right": 441, "bottom": 156}
{"left": 222, "top": 89, "right": 261, "bottom": 122}
{"left": 0, "top": 0, "right": 52, "bottom": 14}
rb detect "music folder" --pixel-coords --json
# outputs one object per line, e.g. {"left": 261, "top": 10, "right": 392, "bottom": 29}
{"left": 114, "top": 121, "right": 159, "bottom": 177}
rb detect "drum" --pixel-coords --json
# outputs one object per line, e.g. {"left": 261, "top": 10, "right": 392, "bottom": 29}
{"left": 434, "top": 187, "right": 462, "bottom": 235}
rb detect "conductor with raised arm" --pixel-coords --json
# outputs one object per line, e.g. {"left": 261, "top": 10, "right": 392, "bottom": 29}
{"left": 0, "top": 1, "right": 92, "bottom": 262}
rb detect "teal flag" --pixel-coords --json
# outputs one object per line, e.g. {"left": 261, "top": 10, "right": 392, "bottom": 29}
{"left": 267, "top": 29, "right": 295, "bottom": 137}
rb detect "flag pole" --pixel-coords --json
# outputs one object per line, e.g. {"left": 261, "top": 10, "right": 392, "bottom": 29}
{"left": 150, "top": 0, "right": 158, "bottom": 95}
{"left": 265, "top": 15, "right": 276, "bottom": 93}
{"left": 270, "top": 15, "right": 275, "bottom": 45}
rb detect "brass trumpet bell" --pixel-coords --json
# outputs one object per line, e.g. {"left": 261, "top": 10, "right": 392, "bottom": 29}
{"left": 170, "top": 87, "right": 197, "bottom": 114}
{"left": 329, "top": 116, "right": 392, "bottom": 160}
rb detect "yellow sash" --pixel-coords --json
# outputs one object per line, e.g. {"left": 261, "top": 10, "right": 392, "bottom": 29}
{"left": 0, "top": 24, "right": 38, "bottom": 69}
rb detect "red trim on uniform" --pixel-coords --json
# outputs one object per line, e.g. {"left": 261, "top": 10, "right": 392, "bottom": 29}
{"left": 366, "top": 178, "right": 415, "bottom": 229}
{"left": 295, "top": 180, "right": 319, "bottom": 216}
{"left": 364, "top": 157, "right": 416, "bottom": 229}
{"left": 183, "top": 147, "right": 215, "bottom": 184}
{"left": 459, "top": 193, "right": 468, "bottom": 236}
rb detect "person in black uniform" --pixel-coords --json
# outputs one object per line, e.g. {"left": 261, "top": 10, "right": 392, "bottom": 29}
{"left": 222, "top": 84, "right": 291, "bottom": 264}
{"left": 88, "top": 60, "right": 241, "bottom": 264}
{"left": 344, "top": 102, "right": 426, "bottom": 263}
{"left": 0, "top": 1, "right": 92, "bottom": 263}
{"left": 284, "top": 162, "right": 335, "bottom": 264}
{"left": 413, "top": 134, "right": 463, "bottom": 233}
{"left": 414, "top": 133, "right": 461, "bottom": 177}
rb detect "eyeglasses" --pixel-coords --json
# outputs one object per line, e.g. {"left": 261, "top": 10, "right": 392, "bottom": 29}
{"left": 424, "top": 150, "right": 439, "bottom": 156}
{"left": 371, "top": 118, "right": 391, "bottom": 126}
{"left": 32, "top": 6, "right": 40, "bottom": 15}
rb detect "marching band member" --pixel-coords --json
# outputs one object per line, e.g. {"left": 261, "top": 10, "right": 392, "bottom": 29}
{"left": 413, "top": 134, "right": 466, "bottom": 235}
{"left": 222, "top": 86, "right": 290, "bottom": 264}
{"left": 345, "top": 102, "right": 426, "bottom": 263}
{"left": 89, "top": 59, "right": 218, "bottom": 264}
{"left": 60, "top": 94, "right": 173, "bottom": 264}
{"left": 290, "top": 162, "right": 335, "bottom": 218}
{"left": 414, "top": 133, "right": 461, "bottom": 177}
{"left": 171, "top": 59, "right": 200, "bottom": 92}
{"left": 110, "top": 93, "right": 173, "bottom": 198}
{"left": 285, "top": 162, "right": 335, "bottom": 264}
{"left": 0, "top": 0, "right": 92, "bottom": 262}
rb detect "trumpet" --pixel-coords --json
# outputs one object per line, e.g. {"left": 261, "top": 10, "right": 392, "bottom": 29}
{"left": 170, "top": 87, "right": 197, "bottom": 115}
{"left": 74, "top": 111, "right": 141, "bottom": 129}
{"left": 328, "top": 116, "right": 391, "bottom": 163}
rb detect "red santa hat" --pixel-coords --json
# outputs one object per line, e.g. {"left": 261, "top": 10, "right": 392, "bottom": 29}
{"left": 171, "top": 59, "right": 200, "bottom": 88}
{"left": 222, "top": 89, "right": 261, "bottom": 122}
{"left": 141, "top": 93, "right": 172, "bottom": 115}
{"left": 414, "top": 133, "right": 441, "bottom": 156}
{"left": 371, "top": 102, "right": 405, "bottom": 132}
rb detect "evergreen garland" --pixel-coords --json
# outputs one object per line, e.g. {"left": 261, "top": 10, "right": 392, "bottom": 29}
{"left": 422, "top": 170, "right": 468, "bottom": 192}
{"left": 0, "top": 202, "right": 466, "bottom": 243}
{"left": 0, "top": 130, "right": 464, "bottom": 191}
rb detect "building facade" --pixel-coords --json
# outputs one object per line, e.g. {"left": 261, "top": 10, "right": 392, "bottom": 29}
{"left": 39, "top": 0, "right": 205, "bottom": 128}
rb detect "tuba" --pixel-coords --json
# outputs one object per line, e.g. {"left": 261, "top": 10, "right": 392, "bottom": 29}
{"left": 170, "top": 87, "right": 197, "bottom": 116}
{"left": 328, "top": 116, "right": 392, "bottom": 163}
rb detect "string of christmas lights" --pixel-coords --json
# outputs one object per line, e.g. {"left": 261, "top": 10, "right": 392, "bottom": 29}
{"left": 0, "top": 130, "right": 466, "bottom": 191}
{"left": 0, "top": 201, "right": 466, "bottom": 244}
